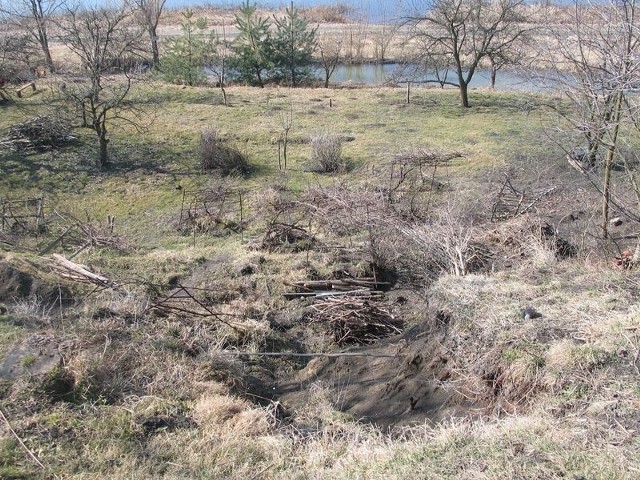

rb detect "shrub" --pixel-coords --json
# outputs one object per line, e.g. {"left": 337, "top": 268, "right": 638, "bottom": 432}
{"left": 161, "top": 9, "right": 212, "bottom": 86}
{"left": 200, "top": 129, "right": 250, "bottom": 175}
{"left": 309, "top": 133, "right": 348, "bottom": 173}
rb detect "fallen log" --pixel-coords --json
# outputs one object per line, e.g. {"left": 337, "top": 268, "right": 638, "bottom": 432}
{"left": 50, "top": 253, "right": 119, "bottom": 290}
{"left": 283, "top": 289, "right": 384, "bottom": 299}
{"left": 284, "top": 277, "right": 390, "bottom": 292}
{"left": 221, "top": 350, "right": 398, "bottom": 358}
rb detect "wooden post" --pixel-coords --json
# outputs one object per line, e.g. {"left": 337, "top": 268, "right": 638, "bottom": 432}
{"left": 239, "top": 192, "right": 244, "bottom": 241}
{"left": 329, "top": 98, "right": 333, "bottom": 108}
{"left": 35, "top": 198, "right": 43, "bottom": 233}
{"left": 179, "top": 189, "right": 187, "bottom": 227}
{"left": 407, "top": 82, "right": 411, "bottom": 104}
{"left": 278, "top": 140, "right": 282, "bottom": 170}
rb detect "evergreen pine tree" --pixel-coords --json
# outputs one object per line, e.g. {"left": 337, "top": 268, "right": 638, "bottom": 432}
{"left": 162, "top": 10, "right": 214, "bottom": 86}
{"left": 272, "top": 2, "right": 317, "bottom": 87}
{"left": 231, "top": 1, "right": 273, "bottom": 87}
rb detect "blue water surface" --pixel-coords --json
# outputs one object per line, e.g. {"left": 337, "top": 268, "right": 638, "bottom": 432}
{"left": 166, "top": 0, "right": 398, "bottom": 21}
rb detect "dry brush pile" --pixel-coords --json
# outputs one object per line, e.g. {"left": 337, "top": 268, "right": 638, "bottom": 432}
{"left": 306, "top": 295, "right": 401, "bottom": 345}
{"left": 0, "top": 116, "right": 75, "bottom": 153}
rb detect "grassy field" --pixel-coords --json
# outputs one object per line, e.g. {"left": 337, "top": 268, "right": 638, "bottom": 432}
{"left": 0, "top": 82, "right": 552, "bottom": 244}
{"left": 1, "top": 80, "right": 639, "bottom": 479}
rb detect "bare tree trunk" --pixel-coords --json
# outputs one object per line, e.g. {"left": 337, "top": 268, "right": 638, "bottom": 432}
{"left": 33, "top": 1, "right": 55, "bottom": 71}
{"left": 98, "top": 134, "right": 109, "bottom": 168}
{"left": 149, "top": 25, "right": 160, "bottom": 67}
{"left": 220, "top": 80, "right": 227, "bottom": 106}
{"left": 38, "top": 29, "right": 55, "bottom": 71}
{"left": 95, "top": 113, "right": 110, "bottom": 168}
{"left": 490, "top": 57, "right": 497, "bottom": 89}
{"left": 602, "top": 150, "right": 613, "bottom": 238}
{"left": 220, "top": 24, "right": 228, "bottom": 106}
{"left": 256, "top": 68, "right": 264, "bottom": 88}
{"left": 459, "top": 81, "right": 470, "bottom": 108}
{"left": 601, "top": 91, "right": 624, "bottom": 238}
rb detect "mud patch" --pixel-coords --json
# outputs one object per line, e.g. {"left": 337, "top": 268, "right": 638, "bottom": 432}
{"left": 0, "top": 262, "right": 34, "bottom": 300}
{"left": 0, "top": 258, "right": 73, "bottom": 305}
{"left": 276, "top": 325, "right": 484, "bottom": 429}
{"left": 0, "top": 334, "right": 63, "bottom": 381}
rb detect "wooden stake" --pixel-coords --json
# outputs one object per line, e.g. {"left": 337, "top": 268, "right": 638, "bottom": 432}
{"left": 278, "top": 140, "right": 282, "bottom": 170}
{"left": 239, "top": 192, "right": 244, "bottom": 241}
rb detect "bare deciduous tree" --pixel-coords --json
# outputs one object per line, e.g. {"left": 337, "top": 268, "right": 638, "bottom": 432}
{"left": 130, "top": 0, "right": 166, "bottom": 68}
{"left": 543, "top": 0, "right": 640, "bottom": 238}
{"left": 57, "top": 2, "right": 145, "bottom": 168}
{"left": 317, "top": 32, "right": 343, "bottom": 88}
{"left": 408, "top": 0, "right": 531, "bottom": 107}
{"left": 209, "top": 22, "right": 229, "bottom": 106}
{"left": 369, "top": 0, "right": 401, "bottom": 63}
{"left": 0, "top": 0, "right": 62, "bottom": 71}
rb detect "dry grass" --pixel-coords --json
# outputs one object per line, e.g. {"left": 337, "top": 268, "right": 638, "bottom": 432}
{"left": 2, "top": 45, "right": 639, "bottom": 480}
{"left": 1, "top": 244, "right": 638, "bottom": 478}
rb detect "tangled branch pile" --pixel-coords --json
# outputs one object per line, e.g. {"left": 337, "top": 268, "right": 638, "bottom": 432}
{"left": 0, "top": 116, "right": 75, "bottom": 152}
{"left": 261, "top": 222, "right": 316, "bottom": 252}
{"left": 303, "top": 184, "right": 390, "bottom": 237}
{"left": 40, "top": 215, "right": 131, "bottom": 256}
{"left": 307, "top": 296, "right": 401, "bottom": 345}
{"left": 391, "top": 148, "right": 462, "bottom": 166}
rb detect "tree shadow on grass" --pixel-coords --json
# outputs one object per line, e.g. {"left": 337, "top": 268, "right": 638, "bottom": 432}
{"left": 388, "top": 89, "right": 545, "bottom": 115}
{"left": 467, "top": 91, "right": 545, "bottom": 113}
{"left": 143, "top": 87, "right": 228, "bottom": 107}
{"left": 0, "top": 147, "right": 100, "bottom": 195}
{"left": 0, "top": 135, "right": 267, "bottom": 194}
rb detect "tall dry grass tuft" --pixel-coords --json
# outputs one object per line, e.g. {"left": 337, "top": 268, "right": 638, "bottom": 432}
{"left": 309, "top": 134, "right": 348, "bottom": 173}
{"left": 200, "top": 129, "right": 250, "bottom": 175}
{"left": 194, "top": 392, "right": 273, "bottom": 436}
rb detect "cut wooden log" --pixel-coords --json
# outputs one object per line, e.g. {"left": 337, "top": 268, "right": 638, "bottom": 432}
{"left": 50, "top": 253, "right": 118, "bottom": 290}
{"left": 15, "top": 82, "right": 35, "bottom": 98}
{"left": 283, "top": 289, "right": 384, "bottom": 299}
{"left": 285, "top": 278, "right": 390, "bottom": 290}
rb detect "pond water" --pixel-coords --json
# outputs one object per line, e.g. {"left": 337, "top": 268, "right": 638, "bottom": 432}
{"left": 327, "top": 63, "right": 561, "bottom": 92}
